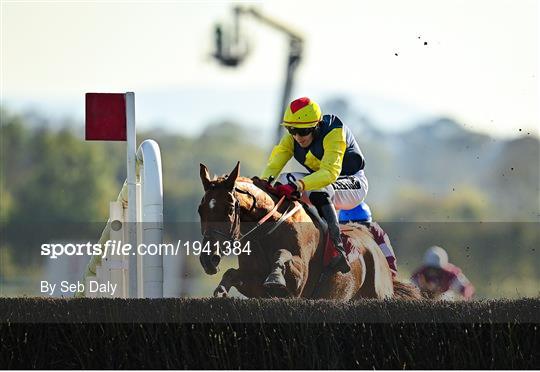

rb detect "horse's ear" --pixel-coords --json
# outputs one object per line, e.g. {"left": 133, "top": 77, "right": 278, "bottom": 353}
{"left": 224, "top": 161, "right": 240, "bottom": 190}
{"left": 200, "top": 163, "right": 212, "bottom": 191}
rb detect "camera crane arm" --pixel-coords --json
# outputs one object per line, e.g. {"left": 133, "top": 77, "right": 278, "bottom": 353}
{"left": 213, "top": 6, "right": 305, "bottom": 143}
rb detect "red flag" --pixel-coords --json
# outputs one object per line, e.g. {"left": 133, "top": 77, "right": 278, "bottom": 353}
{"left": 85, "top": 93, "right": 127, "bottom": 141}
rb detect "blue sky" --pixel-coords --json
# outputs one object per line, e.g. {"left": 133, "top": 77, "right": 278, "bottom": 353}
{"left": 1, "top": 0, "right": 538, "bottom": 138}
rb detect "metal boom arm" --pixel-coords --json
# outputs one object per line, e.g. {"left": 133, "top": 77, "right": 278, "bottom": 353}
{"left": 213, "top": 7, "right": 304, "bottom": 143}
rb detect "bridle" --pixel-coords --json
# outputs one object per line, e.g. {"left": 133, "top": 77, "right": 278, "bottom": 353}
{"left": 202, "top": 187, "right": 243, "bottom": 241}
{"left": 202, "top": 186, "right": 301, "bottom": 243}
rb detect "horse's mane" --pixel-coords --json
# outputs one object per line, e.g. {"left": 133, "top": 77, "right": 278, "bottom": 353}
{"left": 234, "top": 177, "right": 277, "bottom": 212}
{"left": 212, "top": 175, "right": 253, "bottom": 184}
{"left": 236, "top": 176, "right": 254, "bottom": 184}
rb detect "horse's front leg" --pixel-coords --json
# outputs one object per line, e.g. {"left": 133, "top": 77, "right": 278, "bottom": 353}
{"left": 214, "top": 268, "right": 267, "bottom": 298}
{"left": 263, "top": 249, "right": 305, "bottom": 297}
{"left": 213, "top": 268, "right": 242, "bottom": 297}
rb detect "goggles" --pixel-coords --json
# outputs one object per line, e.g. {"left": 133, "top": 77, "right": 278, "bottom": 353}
{"left": 286, "top": 126, "right": 316, "bottom": 137}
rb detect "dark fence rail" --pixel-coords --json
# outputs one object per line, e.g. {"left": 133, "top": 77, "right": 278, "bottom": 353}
{"left": 1, "top": 298, "right": 539, "bottom": 369}
{"left": 1, "top": 297, "right": 539, "bottom": 323}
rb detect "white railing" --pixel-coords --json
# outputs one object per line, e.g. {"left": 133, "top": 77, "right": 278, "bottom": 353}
{"left": 136, "top": 139, "right": 164, "bottom": 298}
{"left": 78, "top": 139, "right": 182, "bottom": 298}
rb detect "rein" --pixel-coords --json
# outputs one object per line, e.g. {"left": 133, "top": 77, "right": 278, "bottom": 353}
{"left": 203, "top": 185, "right": 302, "bottom": 243}
{"left": 236, "top": 191, "right": 285, "bottom": 241}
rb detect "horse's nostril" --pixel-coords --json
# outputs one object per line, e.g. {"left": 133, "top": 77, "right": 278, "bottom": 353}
{"left": 211, "top": 254, "right": 221, "bottom": 267}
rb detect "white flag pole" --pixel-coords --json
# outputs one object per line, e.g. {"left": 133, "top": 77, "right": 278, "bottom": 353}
{"left": 125, "top": 92, "right": 139, "bottom": 297}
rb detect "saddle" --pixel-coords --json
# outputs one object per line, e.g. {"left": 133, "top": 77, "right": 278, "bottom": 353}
{"left": 253, "top": 178, "right": 358, "bottom": 269}
{"left": 301, "top": 203, "right": 357, "bottom": 267}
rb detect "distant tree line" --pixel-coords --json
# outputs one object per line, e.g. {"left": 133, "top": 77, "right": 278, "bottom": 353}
{"left": 0, "top": 107, "right": 538, "bottom": 297}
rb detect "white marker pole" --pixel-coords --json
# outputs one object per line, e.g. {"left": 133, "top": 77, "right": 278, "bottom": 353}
{"left": 137, "top": 140, "right": 164, "bottom": 298}
{"left": 125, "top": 92, "right": 139, "bottom": 298}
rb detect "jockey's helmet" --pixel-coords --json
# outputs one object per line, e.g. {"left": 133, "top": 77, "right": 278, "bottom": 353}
{"left": 339, "top": 202, "right": 372, "bottom": 223}
{"left": 281, "top": 97, "right": 322, "bottom": 128}
{"left": 424, "top": 246, "right": 449, "bottom": 268}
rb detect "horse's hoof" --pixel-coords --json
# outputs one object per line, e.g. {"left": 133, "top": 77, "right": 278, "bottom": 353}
{"left": 263, "top": 272, "right": 288, "bottom": 297}
{"left": 264, "top": 285, "right": 289, "bottom": 298}
{"left": 264, "top": 272, "right": 286, "bottom": 288}
{"left": 213, "top": 285, "right": 228, "bottom": 298}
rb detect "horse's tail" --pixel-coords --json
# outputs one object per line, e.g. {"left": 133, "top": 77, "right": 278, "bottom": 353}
{"left": 392, "top": 279, "right": 423, "bottom": 300}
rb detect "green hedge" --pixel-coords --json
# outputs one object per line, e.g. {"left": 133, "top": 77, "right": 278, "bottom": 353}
{"left": 0, "top": 298, "right": 538, "bottom": 369}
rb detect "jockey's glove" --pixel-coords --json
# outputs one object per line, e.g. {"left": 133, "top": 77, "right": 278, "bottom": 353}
{"left": 275, "top": 181, "right": 303, "bottom": 199}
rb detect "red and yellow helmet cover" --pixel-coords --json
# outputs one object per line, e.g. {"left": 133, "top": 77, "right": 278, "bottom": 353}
{"left": 282, "top": 97, "right": 322, "bottom": 128}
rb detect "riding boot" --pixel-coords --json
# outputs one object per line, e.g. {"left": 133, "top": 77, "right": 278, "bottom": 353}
{"left": 320, "top": 204, "right": 351, "bottom": 274}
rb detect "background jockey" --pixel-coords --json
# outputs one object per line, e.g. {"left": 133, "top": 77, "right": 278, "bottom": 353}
{"left": 339, "top": 202, "right": 398, "bottom": 278}
{"left": 411, "top": 246, "right": 475, "bottom": 300}
{"left": 258, "top": 97, "right": 368, "bottom": 273}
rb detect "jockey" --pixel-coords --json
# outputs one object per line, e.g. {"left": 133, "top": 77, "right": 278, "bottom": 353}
{"left": 259, "top": 97, "right": 368, "bottom": 273}
{"left": 411, "top": 246, "right": 475, "bottom": 300}
{"left": 339, "top": 202, "right": 398, "bottom": 277}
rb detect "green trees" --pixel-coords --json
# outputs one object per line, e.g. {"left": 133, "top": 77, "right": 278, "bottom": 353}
{"left": 1, "top": 109, "right": 117, "bottom": 264}
{"left": 0, "top": 111, "right": 268, "bottom": 266}
{"left": 0, "top": 107, "right": 537, "bottom": 297}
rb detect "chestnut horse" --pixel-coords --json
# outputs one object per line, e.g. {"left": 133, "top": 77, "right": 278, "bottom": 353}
{"left": 198, "top": 162, "right": 420, "bottom": 300}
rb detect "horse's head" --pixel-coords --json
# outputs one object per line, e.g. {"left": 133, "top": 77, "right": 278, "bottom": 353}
{"left": 198, "top": 161, "right": 241, "bottom": 275}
